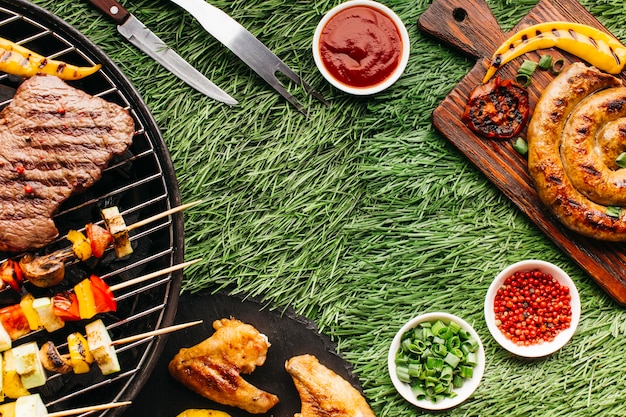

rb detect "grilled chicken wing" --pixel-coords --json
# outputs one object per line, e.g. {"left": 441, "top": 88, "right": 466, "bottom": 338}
{"left": 168, "top": 318, "right": 279, "bottom": 414}
{"left": 285, "top": 354, "right": 375, "bottom": 417}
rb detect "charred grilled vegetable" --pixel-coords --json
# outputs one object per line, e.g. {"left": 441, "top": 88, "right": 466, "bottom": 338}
{"left": 39, "top": 341, "right": 73, "bottom": 374}
{"left": 66, "top": 230, "right": 92, "bottom": 261}
{"left": 0, "top": 261, "right": 23, "bottom": 292}
{"left": 18, "top": 249, "right": 73, "bottom": 288}
{"left": 2, "top": 350, "right": 29, "bottom": 399}
{"left": 86, "top": 319, "right": 120, "bottom": 375}
{"left": 0, "top": 36, "right": 101, "bottom": 80}
{"left": 462, "top": 77, "right": 530, "bottom": 139}
{"left": 483, "top": 21, "right": 626, "bottom": 83}
{"left": 12, "top": 342, "right": 46, "bottom": 390}
{"left": 101, "top": 207, "right": 133, "bottom": 258}
{"left": 67, "top": 332, "right": 94, "bottom": 374}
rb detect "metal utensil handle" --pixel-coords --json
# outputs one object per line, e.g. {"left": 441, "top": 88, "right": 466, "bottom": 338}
{"left": 87, "top": 0, "right": 130, "bottom": 25}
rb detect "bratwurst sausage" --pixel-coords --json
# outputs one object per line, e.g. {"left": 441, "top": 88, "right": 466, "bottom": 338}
{"left": 528, "top": 62, "right": 626, "bottom": 241}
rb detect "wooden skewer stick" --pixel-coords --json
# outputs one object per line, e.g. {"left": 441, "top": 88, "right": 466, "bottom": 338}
{"left": 57, "top": 321, "right": 204, "bottom": 361}
{"left": 111, "top": 320, "right": 203, "bottom": 346}
{"left": 126, "top": 200, "right": 203, "bottom": 232}
{"left": 47, "top": 401, "right": 132, "bottom": 417}
{"left": 109, "top": 259, "right": 202, "bottom": 292}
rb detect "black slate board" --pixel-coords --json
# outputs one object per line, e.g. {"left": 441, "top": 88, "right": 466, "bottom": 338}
{"left": 121, "top": 290, "right": 363, "bottom": 417}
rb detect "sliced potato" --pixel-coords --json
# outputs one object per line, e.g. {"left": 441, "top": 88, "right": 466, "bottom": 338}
{"left": 32, "top": 297, "right": 65, "bottom": 333}
{"left": 15, "top": 393, "right": 47, "bottom": 417}
{"left": 12, "top": 342, "right": 46, "bottom": 389}
{"left": 85, "top": 319, "right": 120, "bottom": 375}
{"left": 0, "top": 322, "right": 12, "bottom": 353}
{"left": 101, "top": 207, "right": 133, "bottom": 258}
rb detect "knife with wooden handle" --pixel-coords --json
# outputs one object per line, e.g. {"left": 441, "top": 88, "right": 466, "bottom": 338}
{"left": 87, "top": 0, "right": 237, "bottom": 105}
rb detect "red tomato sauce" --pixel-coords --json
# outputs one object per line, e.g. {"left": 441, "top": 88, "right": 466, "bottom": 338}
{"left": 319, "top": 6, "right": 403, "bottom": 89}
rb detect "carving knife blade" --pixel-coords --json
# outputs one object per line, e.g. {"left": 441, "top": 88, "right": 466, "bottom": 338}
{"left": 87, "top": 0, "right": 237, "bottom": 105}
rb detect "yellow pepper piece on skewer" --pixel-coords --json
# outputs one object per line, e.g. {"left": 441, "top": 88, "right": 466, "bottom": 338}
{"left": 0, "top": 36, "right": 101, "bottom": 80}
{"left": 483, "top": 21, "right": 626, "bottom": 83}
{"left": 18, "top": 294, "right": 42, "bottom": 331}
{"left": 67, "top": 332, "right": 94, "bottom": 374}
{"left": 74, "top": 278, "right": 97, "bottom": 320}
{"left": 67, "top": 229, "right": 93, "bottom": 261}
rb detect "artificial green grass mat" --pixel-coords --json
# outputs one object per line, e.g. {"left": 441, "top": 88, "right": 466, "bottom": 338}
{"left": 30, "top": 0, "right": 626, "bottom": 415}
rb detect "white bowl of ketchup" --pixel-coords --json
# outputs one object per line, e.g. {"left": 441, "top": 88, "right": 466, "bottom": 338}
{"left": 313, "top": 0, "right": 410, "bottom": 95}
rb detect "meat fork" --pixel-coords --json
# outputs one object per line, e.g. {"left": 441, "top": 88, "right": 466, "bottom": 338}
{"left": 168, "top": 0, "right": 330, "bottom": 116}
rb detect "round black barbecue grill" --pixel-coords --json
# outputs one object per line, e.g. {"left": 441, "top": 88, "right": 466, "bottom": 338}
{"left": 0, "top": 1, "right": 184, "bottom": 415}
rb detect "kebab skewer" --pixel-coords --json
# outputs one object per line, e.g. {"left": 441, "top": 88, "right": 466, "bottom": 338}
{"left": 3, "top": 320, "right": 202, "bottom": 400}
{"left": 0, "top": 260, "right": 200, "bottom": 350}
{"left": 0, "top": 200, "right": 202, "bottom": 290}
{"left": 0, "top": 393, "right": 130, "bottom": 417}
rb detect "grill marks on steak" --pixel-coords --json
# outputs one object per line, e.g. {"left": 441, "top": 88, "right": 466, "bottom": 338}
{"left": 0, "top": 75, "right": 135, "bottom": 253}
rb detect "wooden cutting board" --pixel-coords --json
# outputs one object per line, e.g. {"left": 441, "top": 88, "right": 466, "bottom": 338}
{"left": 418, "top": 0, "right": 626, "bottom": 305}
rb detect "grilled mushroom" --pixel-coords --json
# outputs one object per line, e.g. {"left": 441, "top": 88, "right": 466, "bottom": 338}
{"left": 19, "top": 249, "right": 73, "bottom": 288}
{"left": 39, "top": 341, "right": 73, "bottom": 374}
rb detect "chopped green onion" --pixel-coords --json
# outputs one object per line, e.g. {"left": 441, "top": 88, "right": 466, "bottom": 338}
{"left": 446, "top": 335, "right": 461, "bottom": 350}
{"left": 616, "top": 152, "right": 626, "bottom": 168}
{"left": 452, "top": 374, "right": 465, "bottom": 388}
{"left": 515, "top": 73, "right": 532, "bottom": 88}
{"left": 512, "top": 137, "right": 528, "bottom": 156}
{"left": 412, "top": 384, "right": 427, "bottom": 400}
{"left": 518, "top": 59, "right": 538, "bottom": 76}
{"left": 437, "top": 326, "right": 453, "bottom": 339}
{"left": 408, "top": 362, "right": 422, "bottom": 377}
{"left": 426, "top": 356, "right": 444, "bottom": 371}
{"left": 448, "top": 321, "right": 461, "bottom": 334}
{"left": 458, "top": 329, "right": 471, "bottom": 340}
{"left": 459, "top": 365, "right": 474, "bottom": 379}
{"left": 551, "top": 58, "right": 565, "bottom": 74}
{"left": 396, "top": 365, "right": 411, "bottom": 383}
{"left": 516, "top": 59, "right": 538, "bottom": 87}
{"left": 465, "top": 351, "right": 478, "bottom": 366}
{"left": 394, "top": 318, "right": 480, "bottom": 403}
{"left": 431, "top": 320, "right": 445, "bottom": 336}
{"left": 606, "top": 206, "right": 622, "bottom": 218}
{"left": 444, "top": 352, "right": 461, "bottom": 368}
{"left": 538, "top": 55, "right": 553, "bottom": 70}
{"left": 440, "top": 366, "right": 454, "bottom": 382}
{"left": 432, "top": 342, "right": 447, "bottom": 357}
{"left": 408, "top": 339, "right": 426, "bottom": 354}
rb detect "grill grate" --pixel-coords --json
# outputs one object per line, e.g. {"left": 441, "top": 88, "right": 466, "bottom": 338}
{"left": 0, "top": 1, "right": 184, "bottom": 415}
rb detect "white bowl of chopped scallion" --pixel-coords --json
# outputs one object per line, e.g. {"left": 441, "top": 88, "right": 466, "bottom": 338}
{"left": 388, "top": 312, "right": 485, "bottom": 409}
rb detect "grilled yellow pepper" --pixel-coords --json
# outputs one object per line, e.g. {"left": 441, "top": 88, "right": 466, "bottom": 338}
{"left": 2, "top": 350, "right": 29, "bottom": 399}
{"left": 18, "top": 294, "right": 41, "bottom": 331}
{"left": 74, "top": 278, "right": 97, "bottom": 320}
{"left": 67, "top": 229, "right": 92, "bottom": 261}
{"left": 0, "top": 37, "right": 101, "bottom": 80}
{"left": 483, "top": 21, "right": 626, "bottom": 83}
{"left": 67, "top": 332, "right": 94, "bottom": 374}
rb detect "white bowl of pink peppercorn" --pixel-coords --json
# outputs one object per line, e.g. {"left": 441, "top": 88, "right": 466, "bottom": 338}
{"left": 484, "top": 260, "right": 581, "bottom": 358}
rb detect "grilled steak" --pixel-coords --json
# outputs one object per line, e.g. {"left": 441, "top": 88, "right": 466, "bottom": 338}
{"left": 0, "top": 75, "right": 135, "bottom": 253}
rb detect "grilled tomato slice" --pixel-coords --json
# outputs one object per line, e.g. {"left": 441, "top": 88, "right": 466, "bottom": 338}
{"left": 461, "top": 77, "right": 530, "bottom": 139}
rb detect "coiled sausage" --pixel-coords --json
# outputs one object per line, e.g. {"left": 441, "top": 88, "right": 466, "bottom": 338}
{"left": 528, "top": 62, "right": 626, "bottom": 241}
